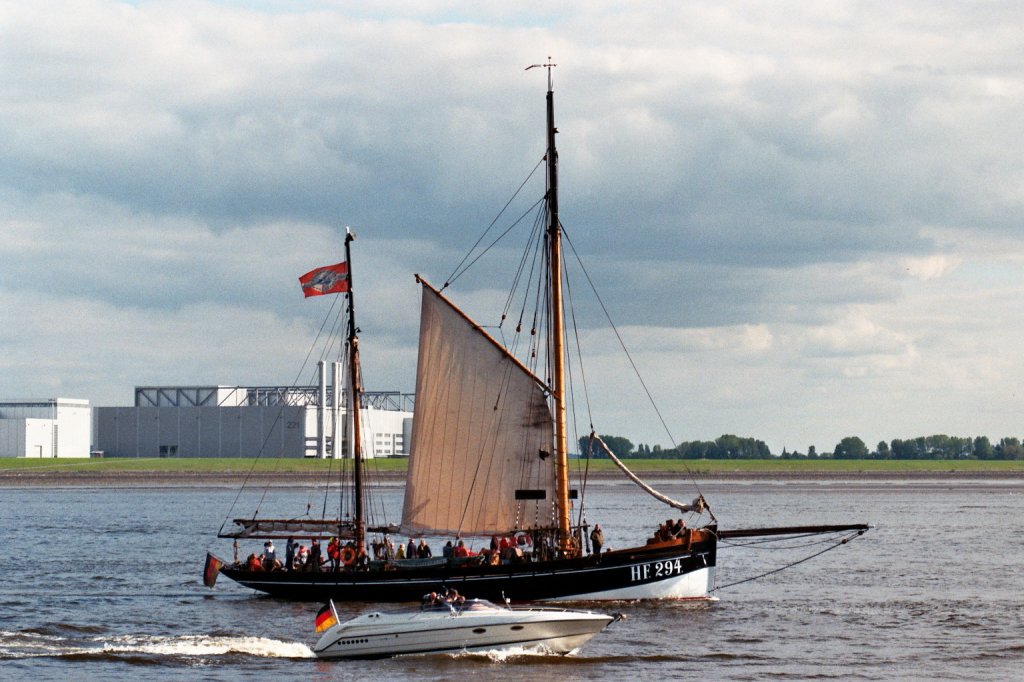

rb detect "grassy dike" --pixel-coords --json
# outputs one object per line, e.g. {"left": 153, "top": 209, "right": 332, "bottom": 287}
{"left": 2, "top": 456, "right": 1023, "bottom": 476}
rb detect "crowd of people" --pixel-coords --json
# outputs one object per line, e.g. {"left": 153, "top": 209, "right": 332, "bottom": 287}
{"left": 371, "top": 537, "right": 433, "bottom": 561}
{"left": 649, "top": 517, "right": 688, "bottom": 544}
{"left": 243, "top": 537, "right": 370, "bottom": 573}
{"left": 241, "top": 525, "right": 610, "bottom": 573}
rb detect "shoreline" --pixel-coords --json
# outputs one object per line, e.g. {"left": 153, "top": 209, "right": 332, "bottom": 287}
{"left": 3, "top": 468, "right": 1023, "bottom": 487}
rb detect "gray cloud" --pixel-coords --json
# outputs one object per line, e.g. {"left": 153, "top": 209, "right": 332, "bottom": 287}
{"left": 2, "top": 1, "right": 1022, "bottom": 451}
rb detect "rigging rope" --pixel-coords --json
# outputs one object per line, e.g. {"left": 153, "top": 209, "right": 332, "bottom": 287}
{"left": 445, "top": 158, "right": 545, "bottom": 289}
{"left": 218, "top": 292, "right": 343, "bottom": 535}
{"left": 562, "top": 228, "right": 707, "bottom": 500}
{"left": 711, "top": 528, "right": 867, "bottom": 592}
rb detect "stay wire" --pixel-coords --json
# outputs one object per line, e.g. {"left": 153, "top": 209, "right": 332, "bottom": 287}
{"left": 562, "top": 240, "right": 593, "bottom": 529}
{"left": 219, "top": 292, "right": 343, "bottom": 533}
{"left": 502, "top": 204, "right": 547, "bottom": 327}
{"left": 719, "top": 532, "right": 847, "bottom": 549}
{"left": 711, "top": 529, "right": 867, "bottom": 592}
{"left": 444, "top": 159, "right": 545, "bottom": 289}
{"left": 561, "top": 227, "right": 705, "bottom": 500}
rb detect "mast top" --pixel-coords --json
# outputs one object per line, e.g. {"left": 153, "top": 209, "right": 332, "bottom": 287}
{"left": 525, "top": 58, "right": 557, "bottom": 92}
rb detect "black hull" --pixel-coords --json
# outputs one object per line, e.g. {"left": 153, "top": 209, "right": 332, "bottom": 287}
{"left": 220, "top": 536, "right": 716, "bottom": 602}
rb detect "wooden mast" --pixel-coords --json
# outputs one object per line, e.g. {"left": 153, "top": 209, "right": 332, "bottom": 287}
{"left": 541, "top": 63, "right": 573, "bottom": 553}
{"left": 344, "top": 228, "right": 366, "bottom": 555}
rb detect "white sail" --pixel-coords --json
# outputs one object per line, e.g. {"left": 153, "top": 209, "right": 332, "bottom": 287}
{"left": 401, "top": 280, "right": 557, "bottom": 536}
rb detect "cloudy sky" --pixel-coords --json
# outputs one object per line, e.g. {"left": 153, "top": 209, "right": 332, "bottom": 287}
{"left": 2, "top": 1, "right": 1022, "bottom": 454}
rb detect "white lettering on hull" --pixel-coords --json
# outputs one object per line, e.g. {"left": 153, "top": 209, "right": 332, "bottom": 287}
{"left": 544, "top": 566, "right": 716, "bottom": 602}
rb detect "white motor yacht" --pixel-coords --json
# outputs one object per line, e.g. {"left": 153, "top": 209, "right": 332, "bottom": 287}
{"left": 312, "top": 598, "right": 614, "bottom": 659}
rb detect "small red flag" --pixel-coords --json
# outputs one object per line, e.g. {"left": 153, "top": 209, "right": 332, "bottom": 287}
{"left": 315, "top": 602, "right": 339, "bottom": 633}
{"left": 299, "top": 262, "right": 350, "bottom": 297}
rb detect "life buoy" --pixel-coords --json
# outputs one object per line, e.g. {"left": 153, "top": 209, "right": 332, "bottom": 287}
{"left": 340, "top": 547, "right": 356, "bottom": 566}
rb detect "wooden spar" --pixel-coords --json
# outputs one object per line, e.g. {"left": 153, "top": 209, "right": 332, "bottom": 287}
{"left": 592, "top": 433, "right": 710, "bottom": 516}
{"left": 545, "top": 66, "right": 572, "bottom": 552}
{"left": 344, "top": 229, "right": 366, "bottom": 555}
{"left": 717, "top": 524, "right": 870, "bottom": 539}
{"left": 219, "top": 518, "right": 399, "bottom": 540}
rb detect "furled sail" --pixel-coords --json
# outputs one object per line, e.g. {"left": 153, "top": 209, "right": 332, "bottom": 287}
{"left": 220, "top": 518, "right": 400, "bottom": 540}
{"left": 402, "top": 279, "right": 557, "bottom": 536}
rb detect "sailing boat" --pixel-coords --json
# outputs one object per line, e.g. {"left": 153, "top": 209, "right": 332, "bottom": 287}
{"left": 210, "top": 67, "right": 867, "bottom": 602}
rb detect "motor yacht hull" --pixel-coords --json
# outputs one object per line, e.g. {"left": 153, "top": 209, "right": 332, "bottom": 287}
{"left": 313, "top": 603, "right": 613, "bottom": 659}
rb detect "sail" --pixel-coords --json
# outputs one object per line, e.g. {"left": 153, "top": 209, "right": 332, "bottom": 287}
{"left": 402, "top": 280, "right": 557, "bottom": 536}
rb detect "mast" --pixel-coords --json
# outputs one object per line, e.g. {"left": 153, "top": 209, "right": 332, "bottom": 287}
{"left": 541, "top": 63, "right": 573, "bottom": 552}
{"left": 344, "top": 228, "right": 366, "bottom": 555}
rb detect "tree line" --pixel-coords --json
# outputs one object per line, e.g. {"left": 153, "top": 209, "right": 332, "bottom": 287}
{"left": 579, "top": 434, "right": 1024, "bottom": 460}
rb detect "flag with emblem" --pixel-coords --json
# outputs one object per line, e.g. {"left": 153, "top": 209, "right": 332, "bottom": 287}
{"left": 299, "top": 262, "right": 350, "bottom": 297}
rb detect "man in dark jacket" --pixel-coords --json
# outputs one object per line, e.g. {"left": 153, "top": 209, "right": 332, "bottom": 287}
{"left": 309, "top": 538, "right": 322, "bottom": 572}
{"left": 590, "top": 524, "right": 604, "bottom": 560}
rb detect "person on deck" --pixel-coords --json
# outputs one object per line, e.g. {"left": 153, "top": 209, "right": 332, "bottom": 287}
{"left": 395, "top": 543, "right": 406, "bottom": 560}
{"left": 284, "top": 537, "right": 296, "bottom": 572}
{"left": 417, "top": 540, "right": 432, "bottom": 558}
{"left": 309, "top": 539, "right": 322, "bottom": 572}
{"left": 355, "top": 548, "right": 369, "bottom": 570}
{"left": 590, "top": 524, "right": 604, "bottom": 560}
{"left": 453, "top": 539, "right": 474, "bottom": 558}
{"left": 246, "top": 553, "right": 263, "bottom": 571}
{"left": 261, "top": 541, "right": 280, "bottom": 571}
{"left": 327, "top": 537, "right": 340, "bottom": 571}
{"left": 443, "top": 540, "right": 453, "bottom": 559}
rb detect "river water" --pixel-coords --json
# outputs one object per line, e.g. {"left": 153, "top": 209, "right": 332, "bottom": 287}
{"left": 1, "top": 477, "right": 1021, "bottom": 680}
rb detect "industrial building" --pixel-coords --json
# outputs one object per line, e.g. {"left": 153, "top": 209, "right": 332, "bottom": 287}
{"left": 93, "top": 361, "right": 413, "bottom": 459}
{"left": 0, "top": 398, "right": 91, "bottom": 458}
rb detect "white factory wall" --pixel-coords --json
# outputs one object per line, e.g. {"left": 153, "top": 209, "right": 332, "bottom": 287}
{"left": 0, "top": 399, "right": 91, "bottom": 457}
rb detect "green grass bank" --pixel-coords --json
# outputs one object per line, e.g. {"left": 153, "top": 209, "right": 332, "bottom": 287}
{"left": 2, "top": 457, "right": 1023, "bottom": 475}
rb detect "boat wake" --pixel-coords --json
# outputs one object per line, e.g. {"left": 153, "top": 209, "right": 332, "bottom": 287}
{"left": 449, "top": 644, "right": 586, "bottom": 662}
{"left": 0, "top": 630, "right": 314, "bottom": 661}
{"left": 445, "top": 650, "right": 699, "bottom": 665}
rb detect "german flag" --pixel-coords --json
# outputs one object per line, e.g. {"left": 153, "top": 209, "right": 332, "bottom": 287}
{"left": 203, "top": 553, "right": 224, "bottom": 588}
{"left": 315, "top": 602, "right": 338, "bottom": 633}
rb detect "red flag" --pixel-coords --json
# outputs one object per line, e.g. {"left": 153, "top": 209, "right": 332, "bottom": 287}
{"left": 299, "top": 262, "right": 349, "bottom": 297}
{"left": 315, "top": 602, "right": 339, "bottom": 633}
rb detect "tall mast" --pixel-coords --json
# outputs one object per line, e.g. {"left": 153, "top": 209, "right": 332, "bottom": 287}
{"left": 344, "top": 228, "right": 366, "bottom": 555}
{"left": 540, "top": 63, "right": 573, "bottom": 552}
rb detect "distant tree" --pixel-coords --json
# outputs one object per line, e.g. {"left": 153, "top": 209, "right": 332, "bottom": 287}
{"left": 603, "top": 435, "right": 634, "bottom": 459}
{"left": 890, "top": 438, "right": 921, "bottom": 459}
{"left": 996, "top": 437, "right": 1024, "bottom": 460}
{"left": 875, "top": 441, "right": 891, "bottom": 459}
{"left": 577, "top": 434, "right": 633, "bottom": 458}
{"left": 973, "top": 436, "right": 993, "bottom": 460}
{"left": 807, "top": 445, "right": 818, "bottom": 459}
{"left": 834, "top": 436, "right": 869, "bottom": 459}
{"left": 651, "top": 444, "right": 661, "bottom": 455}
